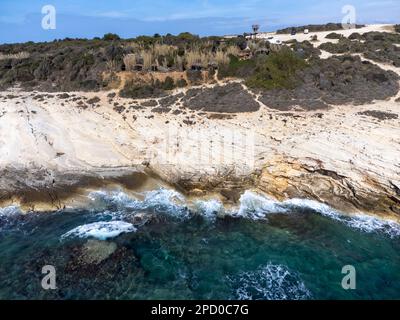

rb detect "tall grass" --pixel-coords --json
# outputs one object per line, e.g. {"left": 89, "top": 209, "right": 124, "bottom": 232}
{"left": 153, "top": 44, "right": 176, "bottom": 57}
{"left": 123, "top": 54, "right": 136, "bottom": 71}
{"left": 141, "top": 50, "right": 154, "bottom": 70}
{"left": 225, "top": 46, "right": 241, "bottom": 57}
{"left": 0, "top": 52, "right": 30, "bottom": 60}
{"left": 106, "top": 59, "right": 119, "bottom": 72}
{"left": 122, "top": 43, "right": 242, "bottom": 71}
{"left": 214, "top": 50, "right": 230, "bottom": 65}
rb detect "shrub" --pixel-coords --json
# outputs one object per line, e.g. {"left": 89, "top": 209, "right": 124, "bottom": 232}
{"left": 245, "top": 49, "right": 308, "bottom": 90}
{"left": 119, "top": 80, "right": 164, "bottom": 99}
{"left": 395, "top": 25, "right": 400, "bottom": 33}
{"left": 177, "top": 32, "right": 199, "bottom": 41}
{"left": 186, "top": 70, "right": 203, "bottom": 84}
{"left": 325, "top": 32, "right": 343, "bottom": 39}
{"left": 218, "top": 55, "right": 256, "bottom": 79}
{"left": 348, "top": 33, "right": 363, "bottom": 40}
{"left": 162, "top": 76, "right": 175, "bottom": 90}
{"left": 176, "top": 78, "right": 188, "bottom": 87}
{"left": 103, "top": 33, "right": 121, "bottom": 41}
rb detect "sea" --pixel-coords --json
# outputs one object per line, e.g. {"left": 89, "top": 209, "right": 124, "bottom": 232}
{"left": 1, "top": 188, "right": 399, "bottom": 300}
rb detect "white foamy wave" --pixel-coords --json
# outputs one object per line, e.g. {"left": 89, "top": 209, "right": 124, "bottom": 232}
{"left": 283, "top": 198, "right": 341, "bottom": 218}
{"left": 61, "top": 221, "right": 136, "bottom": 240}
{"left": 88, "top": 188, "right": 189, "bottom": 219}
{"left": 342, "top": 214, "right": 400, "bottom": 238}
{"left": 235, "top": 191, "right": 287, "bottom": 220}
{"left": 229, "top": 191, "right": 400, "bottom": 237}
{"left": 194, "top": 199, "right": 224, "bottom": 221}
{"left": 88, "top": 190, "right": 139, "bottom": 210}
{"left": 140, "top": 189, "right": 186, "bottom": 212}
{"left": 282, "top": 198, "right": 400, "bottom": 237}
{"left": 227, "top": 263, "right": 311, "bottom": 300}
{"left": 86, "top": 188, "right": 400, "bottom": 237}
{"left": 0, "top": 206, "right": 21, "bottom": 217}
{"left": 0, "top": 206, "right": 23, "bottom": 232}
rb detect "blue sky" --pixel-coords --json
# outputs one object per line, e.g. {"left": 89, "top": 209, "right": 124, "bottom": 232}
{"left": 0, "top": 0, "right": 399, "bottom": 43}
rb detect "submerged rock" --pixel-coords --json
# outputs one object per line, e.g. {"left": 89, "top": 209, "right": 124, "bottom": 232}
{"left": 79, "top": 240, "right": 117, "bottom": 265}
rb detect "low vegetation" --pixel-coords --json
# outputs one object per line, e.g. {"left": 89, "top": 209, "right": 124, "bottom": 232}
{"left": 0, "top": 32, "right": 245, "bottom": 91}
{"left": 0, "top": 52, "right": 30, "bottom": 60}
{"left": 219, "top": 48, "right": 308, "bottom": 90}
{"left": 319, "top": 31, "right": 400, "bottom": 67}
{"left": 325, "top": 32, "right": 343, "bottom": 39}
{"left": 0, "top": 25, "right": 398, "bottom": 115}
{"left": 276, "top": 23, "right": 364, "bottom": 34}
{"left": 245, "top": 49, "right": 308, "bottom": 90}
{"left": 119, "top": 76, "right": 185, "bottom": 99}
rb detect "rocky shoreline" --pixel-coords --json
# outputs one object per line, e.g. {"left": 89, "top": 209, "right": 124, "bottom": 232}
{"left": 1, "top": 80, "right": 399, "bottom": 220}
{"left": 1, "top": 25, "right": 399, "bottom": 220}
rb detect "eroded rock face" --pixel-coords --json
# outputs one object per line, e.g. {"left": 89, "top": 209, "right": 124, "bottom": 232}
{"left": 256, "top": 156, "right": 400, "bottom": 217}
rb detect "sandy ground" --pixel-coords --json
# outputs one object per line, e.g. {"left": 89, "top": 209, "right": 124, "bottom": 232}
{"left": 261, "top": 24, "right": 393, "bottom": 44}
{"left": 0, "top": 24, "right": 399, "bottom": 217}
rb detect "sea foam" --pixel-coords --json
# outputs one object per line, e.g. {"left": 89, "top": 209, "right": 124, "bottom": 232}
{"left": 61, "top": 221, "right": 136, "bottom": 240}
{"left": 227, "top": 263, "right": 311, "bottom": 300}
{"left": 88, "top": 188, "right": 189, "bottom": 219}
{"left": 235, "top": 191, "right": 400, "bottom": 238}
{"left": 194, "top": 199, "right": 224, "bottom": 221}
{"left": 0, "top": 206, "right": 21, "bottom": 217}
{"left": 236, "top": 191, "right": 288, "bottom": 219}
{"left": 85, "top": 188, "right": 400, "bottom": 238}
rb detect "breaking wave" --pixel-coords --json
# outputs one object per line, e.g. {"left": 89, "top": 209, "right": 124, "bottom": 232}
{"left": 84, "top": 189, "right": 400, "bottom": 238}
{"left": 0, "top": 206, "right": 21, "bottom": 217}
{"left": 227, "top": 263, "right": 311, "bottom": 300}
{"left": 236, "top": 191, "right": 400, "bottom": 238}
{"left": 61, "top": 221, "right": 136, "bottom": 240}
{"left": 235, "top": 191, "right": 288, "bottom": 219}
{"left": 0, "top": 206, "right": 23, "bottom": 232}
{"left": 88, "top": 188, "right": 189, "bottom": 220}
{"left": 193, "top": 199, "right": 224, "bottom": 221}
{"left": 2, "top": 189, "right": 399, "bottom": 238}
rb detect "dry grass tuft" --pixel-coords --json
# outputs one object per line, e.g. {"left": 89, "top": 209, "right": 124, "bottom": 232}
{"left": 0, "top": 52, "right": 30, "bottom": 60}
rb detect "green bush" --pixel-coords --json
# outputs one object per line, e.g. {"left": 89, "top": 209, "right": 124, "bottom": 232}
{"left": 177, "top": 32, "right": 199, "bottom": 41}
{"left": 119, "top": 81, "right": 160, "bottom": 99}
{"left": 160, "top": 76, "right": 175, "bottom": 90}
{"left": 103, "top": 33, "right": 121, "bottom": 41}
{"left": 218, "top": 55, "right": 255, "bottom": 79}
{"left": 325, "top": 32, "right": 343, "bottom": 39}
{"left": 119, "top": 77, "right": 177, "bottom": 99}
{"left": 218, "top": 49, "right": 307, "bottom": 90}
{"left": 395, "top": 25, "right": 400, "bottom": 33}
{"left": 176, "top": 78, "right": 188, "bottom": 87}
{"left": 245, "top": 49, "right": 308, "bottom": 90}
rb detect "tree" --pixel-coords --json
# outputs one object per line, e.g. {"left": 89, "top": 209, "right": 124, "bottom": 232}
{"left": 103, "top": 33, "right": 121, "bottom": 41}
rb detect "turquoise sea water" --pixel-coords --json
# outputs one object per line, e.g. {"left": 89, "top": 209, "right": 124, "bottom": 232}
{"left": 0, "top": 189, "right": 399, "bottom": 300}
